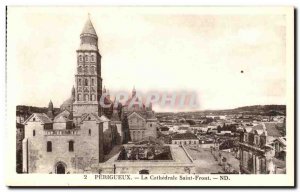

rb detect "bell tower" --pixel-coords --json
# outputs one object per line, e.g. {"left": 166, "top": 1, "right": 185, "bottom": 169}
{"left": 73, "top": 15, "right": 102, "bottom": 125}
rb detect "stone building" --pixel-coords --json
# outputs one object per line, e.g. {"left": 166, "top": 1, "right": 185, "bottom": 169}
{"left": 16, "top": 122, "right": 24, "bottom": 173}
{"left": 99, "top": 143, "right": 195, "bottom": 174}
{"left": 123, "top": 88, "right": 158, "bottom": 142}
{"left": 239, "top": 122, "right": 286, "bottom": 174}
{"left": 171, "top": 133, "right": 199, "bottom": 146}
{"left": 22, "top": 17, "right": 125, "bottom": 174}
{"left": 21, "top": 15, "right": 159, "bottom": 174}
{"left": 72, "top": 16, "right": 103, "bottom": 124}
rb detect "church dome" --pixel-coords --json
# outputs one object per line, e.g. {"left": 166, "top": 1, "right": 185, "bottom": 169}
{"left": 60, "top": 97, "right": 74, "bottom": 111}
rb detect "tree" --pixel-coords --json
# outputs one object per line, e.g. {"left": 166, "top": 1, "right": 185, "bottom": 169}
{"left": 217, "top": 125, "right": 222, "bottom": 133}
{"left": 186, "top": 119, "right": 196, "bottom": 125}
{"left": 122, "top": 114, "right": 130, "bottom": 143}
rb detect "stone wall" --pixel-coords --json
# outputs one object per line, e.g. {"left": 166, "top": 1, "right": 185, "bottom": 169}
{"left": 23, "top": 118, "right": 104, "bottom": 173}
{"left": 98, "top": 163, "right": 195, "bottom": 174}
{"left": 172, "top": 139, "right": 199, "bottom": 145}
{"left": 16, "top": 124, "right": 24, "bottom": 173}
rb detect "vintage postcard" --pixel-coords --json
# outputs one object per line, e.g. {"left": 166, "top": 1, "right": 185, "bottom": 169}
{"left": 6, "top": 6, "right": 294, "bottom": 187}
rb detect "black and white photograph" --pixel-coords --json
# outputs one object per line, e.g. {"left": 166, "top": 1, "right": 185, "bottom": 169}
{"left": 5, "top": 6, "right": 295, "bottom": 187}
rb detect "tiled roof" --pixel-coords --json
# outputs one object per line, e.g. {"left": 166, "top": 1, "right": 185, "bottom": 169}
{"left": 35, "top": 113, "right": 52, "bottom": 124}
{"left": 111, "top": 112, "right": 121, "bottom": 122}
{"left": 172, "top": 133, "right": 198, "bottom": 140}
{"left": 53, "top": 116, "right": 69, "bottom": 123}
{"left": 249, "top": 124, "right": 264, "bottom": 135}
{"left": 79, "top": 113, "right": 103, "bottom": 123}
{"left": 81, "top": 17, "right": 97, "bottom": 37}
{"left": 265, "top": 123, "right": 283, "bottom": 137}
{"left": 100, "top": 115, "right": 110, "bottom": 122}
{"left": 91, "top": 113, "right": 102, "bottom": 122}
{"left": 145, "top": 111, "right": 157, "bottom": 120}
{"left": 128, "top": 111, "right": 146, "bottom": 120}
{"left": 55, "top": 109, "right": 71, "bottom": 119}
{"left": 128, "top": 111, "right": 157, "bottom": 121}
{"left": 124, "top": 96, "right": 146, "bottom": 108}
{"left": 251, "top": 124, "right": 264, "bottom": 130}
{"left": 273, "top": 137, "right": 287, "bottom": 146}
{"left": 53, "top": 109, "right": 73, "bottom": 123}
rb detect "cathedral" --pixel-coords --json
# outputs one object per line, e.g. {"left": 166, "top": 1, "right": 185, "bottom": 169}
{"left": 21, "top": 16, "right": 157, "bottom": 174}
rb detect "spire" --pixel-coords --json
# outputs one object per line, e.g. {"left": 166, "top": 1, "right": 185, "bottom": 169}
{"left": 71, "top": 86, "right": 75, "bottom": 97}
{"left": 111, "top": 99, "right": 121, "bottom": 122}
{"left": 81, "top": 14, "right": 97, "bottom": 38}
{"left": 48, "top": 100, "right": 53, "bottom": 111}
{"left": 103, "top": 86, "right": 106, "bottom": 94}
{"left": 113, "top": 97, "right": 118, "bottom": 109}
{"left": 47, "top": 100, "right": 54, "bottom": 120}
{"left": 149, "top": 102, "right": 152, "bottom": 110}
{"left": 132, "top": 86, "right": 136, "bottom": 97}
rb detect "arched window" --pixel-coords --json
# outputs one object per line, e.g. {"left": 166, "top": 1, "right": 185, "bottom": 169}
{"left": 69, "top": 141, "right": 74, "bottom": 152}
{"left": 84, "top": 94, "right": 89, "bottom": 101}
{"left": 33, "top": 130, "right": 35, "bottom": 136}
{"left": 78, "top": 66, "right": 82, "bottom": 73}
{"left": 133, "top": 131, "right": 136, "bottom": 141}
{"left": 88, "top": 129, "right": 91, "bottom": 136}
{"left": 90, "top": 66, "right": 95, "bottom": 74}
{"left": 84, "top": 66, "right": 88, "bottom": 73}
{"left": 47, "top": 141, "right": 52, "bottom": 152}
{"left": 32, "top": 118, "right": 35, "bottom": 121}
{"left": 85, "top": 79, "right": 88, "bottom": 86}
{"left": 91, "top": 78, "right": 94, "bottom": 85}
{"left": 77, "top": 94, "right": 81, "bottom": 101}
{"left": 85, "top": 55, "right": 88, "bottom": 62}
{"left": 79, "top": 55, "right": 82, "bottom": 61}
{"left": 78, "top": 79, "right": 82, "bottom": 86}
{"left": 91, "top": 94, "right": 95, "bottom": 101}
{"left": 91, "top": 55, "right": 95, "bottom": 61}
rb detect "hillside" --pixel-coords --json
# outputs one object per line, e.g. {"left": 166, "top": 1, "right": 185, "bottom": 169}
{"left": 156, "top": 105, "right": 286, "bottom": 116}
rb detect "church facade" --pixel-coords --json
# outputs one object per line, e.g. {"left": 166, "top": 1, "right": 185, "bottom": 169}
{"left": 21, "top": 17, "right": 157, "bottom": 174}
{"left": 123, "top": 88, "right": 158, "bottom": 141}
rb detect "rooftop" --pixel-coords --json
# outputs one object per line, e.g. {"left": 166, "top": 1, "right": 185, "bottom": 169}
{"left": 81, "top": 16, "right": 97, "bottom": 37}
{"left": 172, "top": 133, "right": 198, "bottom": 140}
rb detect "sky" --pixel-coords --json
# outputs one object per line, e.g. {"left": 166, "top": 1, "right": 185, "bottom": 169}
{"left": 8, "top": 7, "right": 288, "bottom": 112}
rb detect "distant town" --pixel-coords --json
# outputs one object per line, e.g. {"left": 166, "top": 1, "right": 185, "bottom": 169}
{"left": 155, "top": 104, "right": 286, "bottom": 174}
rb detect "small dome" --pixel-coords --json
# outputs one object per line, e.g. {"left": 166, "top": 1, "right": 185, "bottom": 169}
{"left": 60, "top": 97, "right": 74, "bottom": 111}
